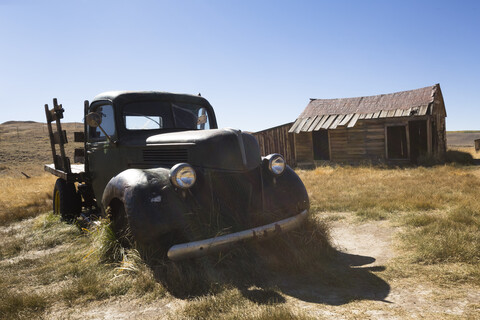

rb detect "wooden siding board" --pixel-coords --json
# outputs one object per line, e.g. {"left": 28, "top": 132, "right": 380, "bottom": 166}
{"left": 313, "top": 115, "right": 328, "bottom": 131}
{"left": 294, "top": 118, "right": 309, "bottom": 133}
{"left": 306, "top": 116, "right": 321, "bottom": 132}
{"left": 329, "top": 115, "right": 343, "bottom": 129}
{"left": 252, "top": 123, "right": 296, "bottom": 166}
{"left": 339, "top": 114, "right": 353, "bottom": 126}
{"left": 419, "top": 105, "right": 428, "bottom": 115}
{"left": 289, "top": 118, "right": 302, "bottom": 133}
{"left": 300, "top": 117, "right": 316, "bottom": 132}
{"left": 321, "top": 115, "right": 337, "bottom": 129}
{"left": 347, "top": 114, "right": 360, "bottom": 128}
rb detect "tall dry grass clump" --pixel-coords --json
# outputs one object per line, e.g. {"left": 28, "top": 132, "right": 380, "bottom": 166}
{"left": 0, "top": 174, "right": 56, "bottom": 225}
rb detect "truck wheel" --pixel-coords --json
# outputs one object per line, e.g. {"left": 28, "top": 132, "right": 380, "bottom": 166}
{"left": 53, "top": 178, "right": 82, "bottom": 222}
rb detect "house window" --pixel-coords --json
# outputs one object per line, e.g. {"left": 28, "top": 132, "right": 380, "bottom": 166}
{"left": 386, "top": 125, "right": 408, "bottom": 159}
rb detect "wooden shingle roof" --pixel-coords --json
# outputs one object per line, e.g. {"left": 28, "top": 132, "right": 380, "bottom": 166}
{"left": 290, "top": 84, "right": 442, "bottom": 133}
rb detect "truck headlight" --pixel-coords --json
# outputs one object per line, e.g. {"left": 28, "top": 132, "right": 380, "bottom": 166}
{"left": 170, "top": 163, "right": 196, "bottom": 189}
{"left": 265, "top": 154, "right": 286, "bottom": 175}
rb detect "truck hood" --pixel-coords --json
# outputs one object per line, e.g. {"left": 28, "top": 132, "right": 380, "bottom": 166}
{"left": 145, "top": 128, "right": 261, "bottom": 171}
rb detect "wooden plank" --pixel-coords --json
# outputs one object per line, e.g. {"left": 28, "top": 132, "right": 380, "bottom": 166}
{"left": 386, "top": 110, "right": 396, "bottom": 117}
{"left": 358, "top": 114, "right": 366, "bottom": 120}
{"left": 379, "top": 110, "right": 389, "bottom": 118}
{"left": 402, "top": 108, "right": 412, "bottom": 117}
{"left": 339, "top": 114, "right": 353, "bottom": 126}
{"left": 347, "top": 114, "right": 360, "bottom": 128}
{"left": 419, "top": 105, "right": 429, "bottom": 115}
{"left": 306, "top": 116, "right": 320, "bottom": 132}
{"left": 300, "top": 117, "right": 315, "bottom": 132}
{"left": 313, "top": 115, "right": 328, "bottom": 131}
{"left": 328, "top": 115, "right": 343, "bottom": 129}
{"left": 289, "top": 118, "right": 303, "bottom": 133}
{"left": 394, "top": 109, "right": 404, "bottom": 117}
{"left": 372, "top": 111, "right": 381, "bottom": 118}
{"left": 294, "top": 118, "right": 309, "bottom": 134}
{"left": 321, "top": 115, "right": 337, "bottom": 129}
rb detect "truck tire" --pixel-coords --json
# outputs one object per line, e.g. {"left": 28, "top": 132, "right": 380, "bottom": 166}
{"left": 53, "top": 178, "right": 82, "bottom": 222}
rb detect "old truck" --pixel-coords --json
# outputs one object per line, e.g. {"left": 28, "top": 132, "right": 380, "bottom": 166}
{"left": 44, "top": 91, "right": 309, "bottom": 260}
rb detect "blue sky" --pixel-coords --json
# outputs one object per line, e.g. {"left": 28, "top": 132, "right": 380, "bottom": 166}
{"left": 0, "top": 0, "right": 479, "bottom": 132}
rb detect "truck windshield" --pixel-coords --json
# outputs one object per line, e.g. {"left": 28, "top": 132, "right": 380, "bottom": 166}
{"left": 123, "top": 101, "right": 210, "bottom": 131}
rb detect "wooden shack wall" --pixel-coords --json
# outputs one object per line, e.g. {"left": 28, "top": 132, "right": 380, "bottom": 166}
{"left": 252, "top": 123, "right": 296, "bottom": 167}
{"left": 294, "top": 132, "right": 313, "bottom": 165}
{"left": 329, "top": 120, "right": 386, "bottom": 162}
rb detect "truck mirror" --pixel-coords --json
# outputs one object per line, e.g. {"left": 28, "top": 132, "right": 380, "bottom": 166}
{"left": 86, "top": 112, "right": 102, "bottom": 127}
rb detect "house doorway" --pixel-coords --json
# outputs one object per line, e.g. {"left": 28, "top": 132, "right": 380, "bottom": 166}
{"left": 313, "top": 130, "right": 330, "bottom": 160}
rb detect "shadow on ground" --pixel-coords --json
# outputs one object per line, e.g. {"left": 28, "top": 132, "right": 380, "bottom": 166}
{"left": 145, "top": 247, "right": 390, "bottom": 306}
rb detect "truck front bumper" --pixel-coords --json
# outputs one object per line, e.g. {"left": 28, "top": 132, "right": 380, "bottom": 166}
{"left": 167, "top": 210, "right": 308, "bottom": 261}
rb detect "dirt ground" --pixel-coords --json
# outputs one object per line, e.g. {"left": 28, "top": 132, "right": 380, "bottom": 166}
{"left": 6, "top": 214, "right": 473, "bottom": 319}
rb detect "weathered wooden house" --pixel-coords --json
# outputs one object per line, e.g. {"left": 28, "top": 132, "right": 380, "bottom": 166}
{"left": 285, "top": 84, "right": 447, "bottom": 165}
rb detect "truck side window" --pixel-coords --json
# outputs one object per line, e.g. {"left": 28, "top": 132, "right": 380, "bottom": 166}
{"left": 89, "top": 104, "right": 115, "bottom": 140}
{"left": 197, "top": 107, "right": 210, "bottom": 130}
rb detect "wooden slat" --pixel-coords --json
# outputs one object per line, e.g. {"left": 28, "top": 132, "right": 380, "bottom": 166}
{"left": 294, "top": 118, "right": 309, "bottom": 134}
{"left": 339, "top": 114, "right": 353, "bottom": 126}
{"left": 379, "top": 110, "right": 389, "bottom": 118}
{"left": 313, "top": 115, "right": 328, "bottom": 131}
{"left": 394, "top": 109, "right": 404, "bottom": 117}
{"left": 402, "top": 108, "right": 412, "bottom": 117}
{"left": 386, "top": 110, "right": 396, "bottom": 117}
{"left": 288, "top": 118, "right": 303, "bottom": 133}
{"left": 329, "top": 115, "right": 343, "bottom": 129}
{"left": 301, "top": 117, "right": 316, "bottom": 132}
{"left": 358, "top": 114, "right": 366, "bottom": 120}
{"left": 307, "top": 116, "right": 321, "bottom": 132}
{"left": 347, "top": 113, "right": 360, "bottom": 128}
{"left": 372, "top": 111, "right": 381, "bottom": 118}
{"left": 53, "top": 130, "right": 68, "bottom": 145}
{"left": 419, "top": 105, "right": 429, "bottom": 115}
{"left": 74, "top": 131, "right": 85, "bottom": 142}
{"left": 321, "top": 115, "right": 337, "bottom": 129}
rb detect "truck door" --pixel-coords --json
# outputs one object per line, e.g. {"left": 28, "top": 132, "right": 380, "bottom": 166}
{"left": 86, "top": 102, "right": 118, "bottom": 208}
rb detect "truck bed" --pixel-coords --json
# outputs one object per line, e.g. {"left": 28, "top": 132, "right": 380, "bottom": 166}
{"left": 44, "top": 164, "right": 85, "bottom": 183}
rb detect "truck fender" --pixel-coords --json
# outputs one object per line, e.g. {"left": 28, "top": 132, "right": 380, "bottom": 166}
{"left": 262, "top": 165, "right": 309, "bottom": 217}
{"left": 102, "top": 168, "right": 190, "bottom": 243}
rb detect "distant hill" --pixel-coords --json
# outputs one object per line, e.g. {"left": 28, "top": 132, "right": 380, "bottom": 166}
{"left": 1, "top": 120, "right": 40, "bottom": 125}
{"left": 447, "top": 131, "right": 480, "bottom": 147}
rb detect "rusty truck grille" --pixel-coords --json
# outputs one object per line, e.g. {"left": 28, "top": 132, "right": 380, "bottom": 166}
{"left": 143, "top": 148, "right": 189, "bottom": 167}
{"left": 208, "top": 167, "right": 263, "bottom": 230}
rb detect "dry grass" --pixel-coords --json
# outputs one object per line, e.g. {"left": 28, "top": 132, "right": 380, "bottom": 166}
{"left": 0, "top": 174, "right": 56, "bottom": 225}
{"left": 299, "top": 164, "right": 480, "bottom": 283}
